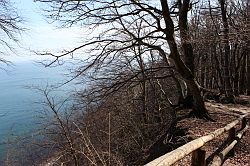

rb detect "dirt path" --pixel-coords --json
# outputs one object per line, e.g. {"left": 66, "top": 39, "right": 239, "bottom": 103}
{"left": 210, "top": 102, "right": 250, "bottom": 166}
{"left": 175, "top": 99, "right": 250, "bottom": 166}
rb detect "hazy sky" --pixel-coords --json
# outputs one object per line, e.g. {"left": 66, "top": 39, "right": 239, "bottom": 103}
{"left": 5, "top": 0, "right": 81, "bottom": 62}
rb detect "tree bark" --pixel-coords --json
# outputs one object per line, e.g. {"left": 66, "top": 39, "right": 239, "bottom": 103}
{"left": 219, "top": 0, "right": 235, "bottom": 101}
{"left": 247, "top": 53, "right": 250, "bottom": 95}
{"left": 239, "top": 52, "right": 246, "bottom": 94}
{"left": 178, "top": 0, "right": 195, "bottom": 74}
{"left": 160, "top": 0, "right": 211, "bottom": 119}
{"left": 178, "top": 0, "right": 196, "bottom": 108}
{"left": 163, "top": 56, "right": 185, "bottom": 105}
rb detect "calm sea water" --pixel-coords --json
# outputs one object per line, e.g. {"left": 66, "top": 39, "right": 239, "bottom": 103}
{"left": 0, "top": 61, "right": 75, "bottom": 159}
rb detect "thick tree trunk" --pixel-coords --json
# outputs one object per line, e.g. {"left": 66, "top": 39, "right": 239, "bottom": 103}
{"left": 186, "top": 79, "right": 208, "bottom": 118}
{"left": 160, "top": 0, "right": 211, "bottom": 119}
{"left": 178, "top": 0, "right": 196, "bottom": 109}
{"left": 164, "top": 56, "right": 185, "bottom": 105}
{"left": 168, "top": 41, "right": 210, "bottom": 119}
{"left": 178, "top": 0, "right": 195, "bottom": 74}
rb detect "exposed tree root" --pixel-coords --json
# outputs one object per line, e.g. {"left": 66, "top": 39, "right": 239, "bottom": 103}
{"left": 219, "top": 95, "right": 236, "bottom": 104}
{"left": 144, "top": 124, "right": 192, "bottom": 164}
{"left": 188, "top": 109, "right": 216, "bottom": 122}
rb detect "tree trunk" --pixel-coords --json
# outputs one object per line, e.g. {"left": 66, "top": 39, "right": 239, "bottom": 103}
{"left": 164, "top": 56, "right": 185, "bottom": 105}
{"left": 219, "top": 0, "right": 235, "bottom": 102}
{"left": 178, "top": 0, "right": 195, "bottom": 74}
{"left": 137, "top": 47, "right": 148, "bottom": 123}
{"left": 234, "top": 71, "right": 239, "bottom": 96}
{"left": 160, "top": 0, "right": 211, "bottom": 119}
{"left": 239, "top": 52, "right": 247, "bottom": 94}
{"left": 168, "top": 41, "right": 210, "bottom": 119}
{"left": 212, "top": 44, "right": 224, "bottom": 92}
{"left": 247, "top": 50, "right": 250, "bottom": 95}
{"left": 178, "top": 0, "right": 195, "bottom": 107}
{"left": 232, "top": 44, "right": 239, "bottom": 96}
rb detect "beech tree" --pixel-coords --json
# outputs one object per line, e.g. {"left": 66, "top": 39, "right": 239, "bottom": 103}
{"left": 35, "top": 0, "right": 216, "bottom": 119}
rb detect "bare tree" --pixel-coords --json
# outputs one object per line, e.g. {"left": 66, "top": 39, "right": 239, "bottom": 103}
{"left": 0, "top": 0, "right": 23, "bottom": 66}
{"left": 218, "top": 0, "right": 234, "bottom": 101}
{"left": 24, "top": 1, "right": 249, "bottom": 164}
{"left": 189, "top": 0, "right": 249, "bottom": 99}
{"left": 35, "top": 0, "right": 214, "bottom": 119}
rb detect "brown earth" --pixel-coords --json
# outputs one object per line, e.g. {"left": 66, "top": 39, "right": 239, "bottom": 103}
{"left": 174, "top": 96, "right": 250, "bottom": 166}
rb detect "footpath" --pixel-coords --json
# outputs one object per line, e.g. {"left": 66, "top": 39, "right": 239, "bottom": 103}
{"left": 175, "top": 96, "right": 250, "bottom": 166}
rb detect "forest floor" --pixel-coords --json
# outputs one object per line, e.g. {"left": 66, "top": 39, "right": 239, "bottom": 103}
{"left": 42, "top": 96, "right": 250, "bottom": 166}
{"left": 175, "top": 95, "right": 250, "bottom": 166}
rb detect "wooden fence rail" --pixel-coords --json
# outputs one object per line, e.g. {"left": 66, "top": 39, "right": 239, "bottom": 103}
{"left": 145, "top": 113, "right": 249, "bottom": 166}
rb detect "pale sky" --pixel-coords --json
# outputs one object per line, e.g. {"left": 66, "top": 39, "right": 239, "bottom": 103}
{"left": 4, "top": 0, "right": 82, "bottom": 62}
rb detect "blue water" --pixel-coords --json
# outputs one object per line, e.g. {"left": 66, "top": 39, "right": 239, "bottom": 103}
{"left": 0, "top": 61, "right": 74, "bottom": 158}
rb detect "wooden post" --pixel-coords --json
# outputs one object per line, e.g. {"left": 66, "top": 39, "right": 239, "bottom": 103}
{"left": 227, "top": 127, "right": 235, "bottom": 157}
{"left": 191, "top": 148, "right": 206, "bottom": 166}
{"left": 145, "top": 114, "right": 248, "bottom": 166}
{"left": 241, "top": 117, "right": 247, "bottom": 130}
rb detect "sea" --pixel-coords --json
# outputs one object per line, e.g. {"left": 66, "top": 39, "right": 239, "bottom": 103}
{"left": 0, "top": 61, "right": 77, "bottom": 162}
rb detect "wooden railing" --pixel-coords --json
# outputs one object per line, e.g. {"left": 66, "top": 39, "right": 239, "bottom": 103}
{"left": 145, "top": 113, "right": 249, "bottom": 166}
